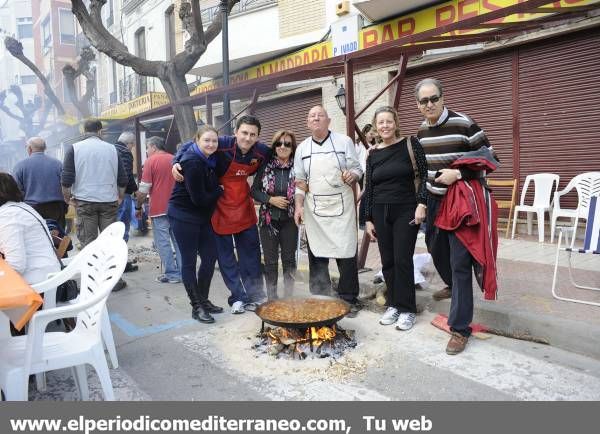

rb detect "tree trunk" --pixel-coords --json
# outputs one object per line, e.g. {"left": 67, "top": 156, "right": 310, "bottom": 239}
{"left": 159, "top": 69, "right": 197, "bottom": 141}
{"left": 63, "top": 69, "right": 91, "bottom": 118}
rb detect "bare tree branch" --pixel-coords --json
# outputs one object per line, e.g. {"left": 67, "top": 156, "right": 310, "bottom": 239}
{"left": 0, "top": 87, "right": 48, "bottom": 136}
{"left": 71, "top": 0, "right": 162, "bottom": 76}
{"left": 62, "top": 47, "right": 96, "bottom": 117}
{"left": 4, "top": 37, "right": 65, "bottom": 115}
{"left": 70, "top": 0, "right": 240, "bottom": 140}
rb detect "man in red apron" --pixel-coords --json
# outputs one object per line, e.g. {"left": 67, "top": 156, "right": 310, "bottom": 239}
{"left": 173, "top": 116, "right": 271, "bottom": 314}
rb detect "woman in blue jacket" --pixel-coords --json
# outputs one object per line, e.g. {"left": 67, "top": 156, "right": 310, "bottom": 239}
{"left": 168, "top": 126, "right": 223, "bottom": 323}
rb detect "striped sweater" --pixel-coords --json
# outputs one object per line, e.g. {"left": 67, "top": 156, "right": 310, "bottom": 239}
{"left": 417, "top": 107, "right": 492, "bottom": 196}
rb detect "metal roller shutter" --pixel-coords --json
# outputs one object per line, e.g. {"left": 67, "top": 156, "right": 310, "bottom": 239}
{"left": 518, "top": 28, "right": 600, "bottom": 208}
{"left": 254, "top": 89, "right": 323, "bottom": 145}
{"left": 396, "top": 51, "right": 514, "bottom": 205}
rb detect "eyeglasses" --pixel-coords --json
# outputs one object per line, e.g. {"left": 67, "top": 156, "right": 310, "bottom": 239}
{"left": 274, "top": 141, "right": 293, "bottom": 148}
{"left": 418, "top": 95, "right": 442, "bottom": 106}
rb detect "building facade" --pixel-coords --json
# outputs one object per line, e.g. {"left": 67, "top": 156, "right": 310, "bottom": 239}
{"left": 32, "top": 0, "right": 78, "bottom": 116}
{"left": 0, "top": 0, "right": 36, "bottom": 142}
{"left": 0, "top": 0, "right": 37, "bottom": 171}
{"left": 93, "top": 0, "right": 600, "bottom": 205}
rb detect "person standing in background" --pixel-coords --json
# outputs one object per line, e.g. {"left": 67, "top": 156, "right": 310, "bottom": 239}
{"left": 356, "top": 124, "right": 376, "bottom": 229}
{"left": 61, "top": 119, "right": 128, "bottom": 291}
{"left": 114, "top": 131, "right": 139, "bottom": 273}
{"left": 12, "top": 137, "right": 67, "bottom": 229}
{"left": 137, "top": 136, "right": 182, "bottom": 284}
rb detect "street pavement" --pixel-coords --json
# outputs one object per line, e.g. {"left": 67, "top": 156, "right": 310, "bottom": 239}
{"left": 28, "top": 225, "right": 600, "bottom": 401}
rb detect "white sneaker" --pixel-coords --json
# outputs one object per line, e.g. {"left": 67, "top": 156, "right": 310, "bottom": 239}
{"left": 379, "top": 307, "right": 400, "bottom": 325}
{"left": 231, "top": 301, "right": 245, "bottom": 314}
{"left": 396, "top": 312, "right": 416, "bottom": 331}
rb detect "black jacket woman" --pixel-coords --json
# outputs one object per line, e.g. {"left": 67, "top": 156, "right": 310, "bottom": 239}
{"left": 364, "top": 106, "right": 428, "bottom": 331}
{"left": 167, "top": 126, "right": 223, "bottom": 323}
{"left": 251, "top": 130, "right": 298, "bottom": 300}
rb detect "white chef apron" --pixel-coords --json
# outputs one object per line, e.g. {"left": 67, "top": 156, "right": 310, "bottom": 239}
{"left": 303, "top": 141, "right": 357, "bottom": 258}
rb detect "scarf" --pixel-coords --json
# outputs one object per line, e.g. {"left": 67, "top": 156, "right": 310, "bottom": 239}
{"left": 258, "top": 157, "right": 295, "bottom": 233}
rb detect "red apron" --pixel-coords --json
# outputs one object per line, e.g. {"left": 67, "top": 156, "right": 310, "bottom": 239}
{"left": 211, "top": 146, "right": 260, "bottom": 235}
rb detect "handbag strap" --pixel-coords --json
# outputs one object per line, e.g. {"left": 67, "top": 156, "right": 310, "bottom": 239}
{"left": 7, "top": 204, "right": 64, "bottom": 268}
{"left": 405, "top": 136, "right": 420, "bottom": 196}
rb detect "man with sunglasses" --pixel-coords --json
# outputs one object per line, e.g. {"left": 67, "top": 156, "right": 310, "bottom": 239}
{"left": 415, "top": 78, "right": 493, "bottom": 355}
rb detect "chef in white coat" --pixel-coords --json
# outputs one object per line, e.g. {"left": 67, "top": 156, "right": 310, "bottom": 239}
{"left": 294, "top": 105, "right": 363, "bottom": 317}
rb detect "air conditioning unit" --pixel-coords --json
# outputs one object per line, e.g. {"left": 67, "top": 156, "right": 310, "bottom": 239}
{"left": 336, "top": 1, "right": 350, "bottom": 16}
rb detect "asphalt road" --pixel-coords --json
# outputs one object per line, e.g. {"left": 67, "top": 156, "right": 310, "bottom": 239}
{"left": 29, "top": 253, "right": 600, "bottom": 401}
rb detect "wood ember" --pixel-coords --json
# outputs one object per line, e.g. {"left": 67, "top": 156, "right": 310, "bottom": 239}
{"left": 254, "top": 325, "right": 357, "bottom": 360}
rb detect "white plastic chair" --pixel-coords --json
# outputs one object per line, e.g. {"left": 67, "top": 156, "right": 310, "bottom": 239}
{"left": 98, "top": 221, "right": 126, "bottom": 241}
{"left": 0, "top": 236, "right": 127, "bottom": 400}
{"left": 550, "top": 172, "right": 600, "bottom": 243}
{"left": 50, "top": 221, "right": 125, "bottom": 370}
{"left": 551, "top": 195, "right": 600, "bottom": 306}
{"left": 511, "top": 173, "right": 559, "bottom": 243}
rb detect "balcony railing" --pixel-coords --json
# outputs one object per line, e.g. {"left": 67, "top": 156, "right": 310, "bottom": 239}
{"left": 119, "top": 73, "right": 157, "bottom": 103}
{"left": 201, "top": 0, "right": 277, "bottom": 26}
{"left": 123, "top": 0, "right": 276, "bottom": 22}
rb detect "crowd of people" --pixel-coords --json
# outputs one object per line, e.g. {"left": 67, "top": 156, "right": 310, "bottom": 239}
{"left": 0, "top": 77, "right": 498, "bottom": 355}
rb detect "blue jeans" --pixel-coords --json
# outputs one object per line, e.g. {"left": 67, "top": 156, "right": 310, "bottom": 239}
{"left": 151, "top": 215, "right": 182, "bottom": 280}
{"left": 117, "top": 195, "right": 133, "bottom": 242}
{"left": 215, "top": 225, "right": 265, "bottom": 305}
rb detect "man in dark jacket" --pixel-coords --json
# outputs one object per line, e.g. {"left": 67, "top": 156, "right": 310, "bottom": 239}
{"left": 115, "top": 131, "right": 139, "bottom": 272}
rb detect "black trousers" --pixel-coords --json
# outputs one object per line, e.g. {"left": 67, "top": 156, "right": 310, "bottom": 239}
{"left": 426, "top": 195, "right": 474, "bottom": 336}
{"left": 307, "top": 244, "right": 359, "bottom": 304}
{"left": 169, "top": 216, "right": 217, "bottom": 303}
{"left": 425, "top": 196, "right": 453, "bottom": 288}
{"left": 259, "top": 218, "right": 298, "bottom": 299}
{"left": 372, "top": 203, "right": 419, "bottom": 313}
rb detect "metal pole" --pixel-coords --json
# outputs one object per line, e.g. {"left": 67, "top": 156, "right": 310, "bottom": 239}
{"left": 220, "top": 0, "right": 232, "bottom": 135}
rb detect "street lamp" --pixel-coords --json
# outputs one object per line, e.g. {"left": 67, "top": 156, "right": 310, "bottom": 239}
{"left": 220, "top": 0, "right": 231, "bottom": 135}
{"left": 335, "top": 85, "right": 346, "bottom": 114}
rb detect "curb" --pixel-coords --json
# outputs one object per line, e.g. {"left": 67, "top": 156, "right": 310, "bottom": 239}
{"left": 356, "top": 275, "right": 600, "bottom": 360}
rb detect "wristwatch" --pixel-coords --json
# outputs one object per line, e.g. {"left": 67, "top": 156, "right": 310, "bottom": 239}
{"left": 456, "top": 169, "right": 462, "bottom": 180}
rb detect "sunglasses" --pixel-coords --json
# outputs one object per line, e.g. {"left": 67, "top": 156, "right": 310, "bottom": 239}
{"left": 418, "top": 95, "right": 442, "bottom": 106}
{"left": 274, "top": 141, "right": 293, "bottom": 148}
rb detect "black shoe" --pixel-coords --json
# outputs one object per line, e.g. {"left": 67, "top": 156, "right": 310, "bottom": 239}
{"left": 113, "top": 278, "right": 127, "bottom": 292}
{"left": 346, "top": 302, "right": 362, "bottom": 318}
{"left": 202, "top": 300, "right": 224, "bottom": 314}
{"left": 192, "top": 305, "right": 215, "bottom": 323}
{"left": 124, "top": 262, "right": 139, "bottom": 273}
